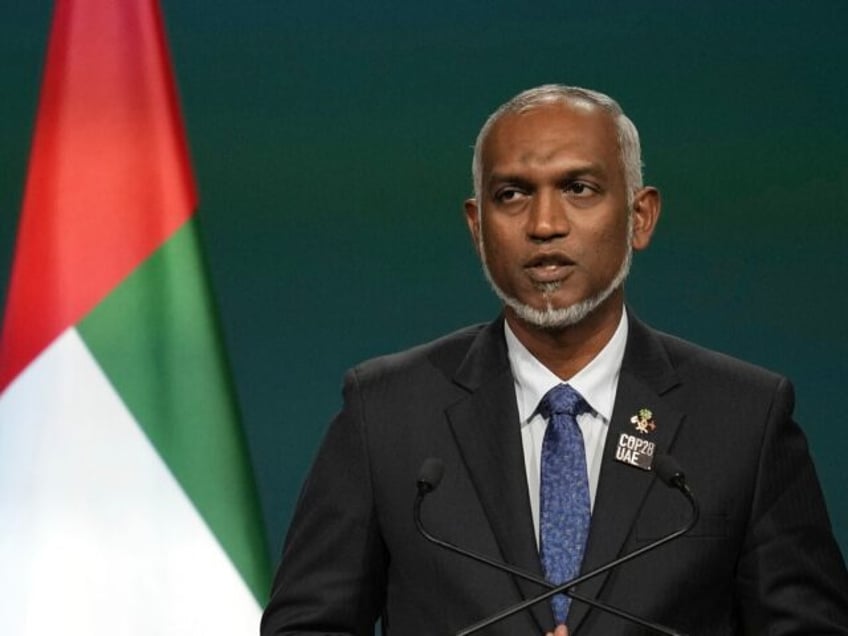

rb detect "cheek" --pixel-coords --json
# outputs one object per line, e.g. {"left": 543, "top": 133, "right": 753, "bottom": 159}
{"left": 480, "top": 222, "right": 513, "bottom": 259}
{"left": 598, "top": 214, "right": 631, "bottom": 247}
{"left": 582, "top": 224, "right": 616, "bottom": 251}
{"left": 582, "top": 224, "right": 630, "bottom": 269}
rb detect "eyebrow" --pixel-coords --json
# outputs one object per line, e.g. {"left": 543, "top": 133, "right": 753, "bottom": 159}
{"left": 487, "top": 164, "right": 607, "bottom": 188}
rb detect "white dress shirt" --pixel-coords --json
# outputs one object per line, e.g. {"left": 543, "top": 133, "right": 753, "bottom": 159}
{"left": 504, "top": 310, "right": 628, "bottom": 545}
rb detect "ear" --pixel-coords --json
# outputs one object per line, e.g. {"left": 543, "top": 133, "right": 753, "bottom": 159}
{"left": 464, "top": 197, "right": 482, "bottom": 256}
{"left": 630, "top": 187, "right": 661, "bottom": 251}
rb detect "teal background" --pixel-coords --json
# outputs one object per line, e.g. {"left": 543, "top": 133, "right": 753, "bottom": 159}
{"left": 2, "top": 1, "right": 846, "bottom": 569}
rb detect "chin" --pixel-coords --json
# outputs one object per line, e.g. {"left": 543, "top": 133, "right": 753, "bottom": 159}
{"left": 509, "top": 293, "right": 609, "bottom": 330}
{"left": 481, "top": 260, "right": 632, "bottom": 332}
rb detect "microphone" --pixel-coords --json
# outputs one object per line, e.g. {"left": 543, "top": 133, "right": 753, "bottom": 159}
{"left": 652, "top": 453, "right": 689, "bottom": 493}
{"left": 414, "top": 455, "right": 698, "bottom": 636}
{"left": 454, "top": 454, "right": 699, "bottom": 636}
{"left": 415, "top": 461, "right": 669, "bottom": 631}
{"left": 417, "top": 457, "right": 445, "bottom": 494}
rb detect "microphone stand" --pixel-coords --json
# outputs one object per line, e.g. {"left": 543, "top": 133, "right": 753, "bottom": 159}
{"left": 454, "top": 482, "right": 697, "bottom": 635}
{"left": 414, "top": 456, "right": 698, "bottom": 636}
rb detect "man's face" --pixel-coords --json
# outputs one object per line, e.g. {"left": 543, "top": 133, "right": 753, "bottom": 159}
{"left": 465, "top": 102, "right": 657, "bottom": 330}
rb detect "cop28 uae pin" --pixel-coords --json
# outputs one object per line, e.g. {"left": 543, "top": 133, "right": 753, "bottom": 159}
{"left": 614, "top": 408, "right": 657, "bottom": 470}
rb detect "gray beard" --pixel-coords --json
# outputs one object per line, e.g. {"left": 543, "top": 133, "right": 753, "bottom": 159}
{"left": 479, "top": 238, "right": 632, "bottom": 330}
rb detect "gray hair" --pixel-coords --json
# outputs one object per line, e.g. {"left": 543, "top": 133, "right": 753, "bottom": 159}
{"left": 471, "top": 84, "right": 643, "bottom": 203}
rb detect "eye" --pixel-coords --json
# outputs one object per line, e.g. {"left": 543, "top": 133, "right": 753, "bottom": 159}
{"left": 494, "top": 187, "right": 526, "bottom": 204}
{"left": 563, "top": 181, "right": 597, "bottom": 197}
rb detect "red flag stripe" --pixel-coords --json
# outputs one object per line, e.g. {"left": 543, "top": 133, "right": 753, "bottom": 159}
{"left": 0, "top": 0, "right": 197, "bottom": 391}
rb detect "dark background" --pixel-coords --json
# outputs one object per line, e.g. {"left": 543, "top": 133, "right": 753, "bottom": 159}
{"left": 2, "top": 1, "right": 846, "bottom": 563}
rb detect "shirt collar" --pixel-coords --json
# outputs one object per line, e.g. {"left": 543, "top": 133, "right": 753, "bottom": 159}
{"left": 505, "top": 309, "right": 629, "bottom": 424}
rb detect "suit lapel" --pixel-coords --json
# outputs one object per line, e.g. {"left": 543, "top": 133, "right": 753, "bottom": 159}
{"left": 445, "top": 317, "right": 553, "bottom": 632}
{"left": 441, "top": 314, "right": 687, "bottom": 634}
{"left": 567, "top": 316, "right": 685, "bottom": 633}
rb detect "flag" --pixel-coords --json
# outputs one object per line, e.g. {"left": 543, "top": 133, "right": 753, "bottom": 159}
{"left": 0, "top": 1, "right": 270, "bottom": 633}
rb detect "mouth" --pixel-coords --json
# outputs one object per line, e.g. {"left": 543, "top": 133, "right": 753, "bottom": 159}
{"left": 524, "top": 252, "right": 575, "bottom": 284}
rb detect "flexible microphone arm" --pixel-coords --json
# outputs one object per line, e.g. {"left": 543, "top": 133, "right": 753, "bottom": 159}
{"left": 454, "top": 454, "right": 699, "bottom": 636}
{"left": 414, "top": 456, "right": 698, "bottom": 636}
{"left": 415, "top": 458, "right": 553, "bottom": 586}
{"left": 415, "top": 461, "right": 668, "bottom": 629}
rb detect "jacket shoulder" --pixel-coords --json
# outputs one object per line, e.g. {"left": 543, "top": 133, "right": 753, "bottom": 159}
{"left": 349, "top": 322, "right": 489, "bottom": 386}
{"left": 648, "top": 325, "right": 791, "bottom": 399}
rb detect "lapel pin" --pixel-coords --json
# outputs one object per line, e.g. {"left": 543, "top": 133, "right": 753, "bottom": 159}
{"left": 615, "top": 408, "right": 658, "bottom": 470}
{"left": 631, "top": 408, "right": 656, "bottom": 434}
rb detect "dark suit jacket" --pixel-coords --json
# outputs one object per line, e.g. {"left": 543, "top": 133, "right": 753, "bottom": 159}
{"left": 262, "top": 314, "right": 848, "bottom": 635}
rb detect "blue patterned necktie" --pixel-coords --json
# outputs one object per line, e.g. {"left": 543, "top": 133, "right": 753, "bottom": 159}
{"left": 538, "top": 383, "right": 591, "bottom": 626}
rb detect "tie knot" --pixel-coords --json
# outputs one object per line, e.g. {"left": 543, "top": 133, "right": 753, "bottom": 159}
{"left": 538, "top": 384, "right": 589, "bottom": 419}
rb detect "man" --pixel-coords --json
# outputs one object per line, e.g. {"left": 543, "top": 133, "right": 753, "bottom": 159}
{"left": 261, "top": 85, "right": 848, "bottom": 634}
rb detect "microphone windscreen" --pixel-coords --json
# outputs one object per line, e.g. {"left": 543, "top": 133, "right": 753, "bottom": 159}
{"left": 652, "top": 453, "right": 685, "bottom": 488}
{"left": 417, "top": 457, "right": 445, "bottom": 493}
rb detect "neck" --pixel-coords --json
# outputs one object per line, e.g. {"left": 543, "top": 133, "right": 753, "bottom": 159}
{"left": 505, "top": 291, "right": 624, "bottom": 380}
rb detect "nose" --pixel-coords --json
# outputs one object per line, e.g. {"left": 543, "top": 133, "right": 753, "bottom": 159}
{"left": 526, "top": 189, "right": 569, "bottom": 242}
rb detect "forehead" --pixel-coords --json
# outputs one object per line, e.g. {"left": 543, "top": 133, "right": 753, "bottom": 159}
{"left": 480, "top": 102, "right": 622, "bottom": 180}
